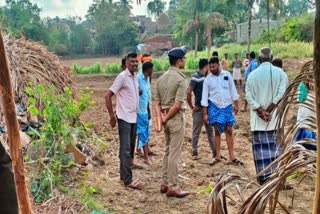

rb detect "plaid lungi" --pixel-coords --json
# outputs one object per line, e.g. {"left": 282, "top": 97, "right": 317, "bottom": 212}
{"left": 252, "top": 131, "right": 282, "bottom": 181}
{"left": 208, "top": 101, "right": 235, "bottom": 134}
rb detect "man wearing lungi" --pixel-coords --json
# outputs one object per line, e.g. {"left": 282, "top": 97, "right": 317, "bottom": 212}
{"left": 201, "top": 57, "right": 242, "bottom": 166}
{"left": 245, "top": 47, "right": 288, "bottom": 185}
{"left": 137, "top": 61, "right": 153, "bottom": 165}
{"left": 232, "top": 53, "right": 243, "bottom": 87}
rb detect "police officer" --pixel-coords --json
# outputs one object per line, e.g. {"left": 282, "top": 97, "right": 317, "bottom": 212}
{"left": 154, "top": 47, "right": 189, "bottom": 198}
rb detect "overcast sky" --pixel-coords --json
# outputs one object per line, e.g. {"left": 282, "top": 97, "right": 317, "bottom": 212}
{"left": 0, "top": 0, "right": 170, "bottom": 19}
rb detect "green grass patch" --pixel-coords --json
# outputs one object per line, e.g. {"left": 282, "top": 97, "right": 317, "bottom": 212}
{"left": 72, "top": 63, "right": 122, "bottom": 74}
{"left": 188, "top": 42, "right": 313, "bottom": 59}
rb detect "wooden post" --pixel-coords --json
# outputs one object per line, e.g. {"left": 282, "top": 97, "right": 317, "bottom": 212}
{"left": 313, "top": 0, "right": 320, "bottom": 213}
{"left": 0, "top": 31, "right": 32, "bottom": 213}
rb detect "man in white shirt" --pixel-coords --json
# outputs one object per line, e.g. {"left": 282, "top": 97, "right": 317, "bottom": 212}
{"left": 245, "top": 47, "right": 289, "bottom": 185}
{"left": 201, "top": 57, "right": 242, "bottom": 166}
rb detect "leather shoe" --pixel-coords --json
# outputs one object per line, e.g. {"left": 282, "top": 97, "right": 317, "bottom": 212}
{"left": 166, "top": 188, "right": 189, "bottom": 198}
{"left": 160, "top": 183, "right": 168, "bottom": 193}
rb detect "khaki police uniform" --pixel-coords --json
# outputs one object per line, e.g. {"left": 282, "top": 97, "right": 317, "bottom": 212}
{"left": 155, "top": 66, "right": 187, "bottom": 188}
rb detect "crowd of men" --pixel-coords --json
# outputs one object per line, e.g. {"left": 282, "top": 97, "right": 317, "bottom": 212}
{"left": 105, "top": 46, "right": 290, "bottom": 197}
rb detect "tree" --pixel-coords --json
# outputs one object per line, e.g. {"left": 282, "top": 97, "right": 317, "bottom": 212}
{"left": 117, "top": 0, "right": 133, "bottom": 15}
{"left": 87, "top": 0, "right": 139, "bottom": 55}
{"left": 147, "top": 0, "right": 166, "bottom": 19}
{"left": 0, "top": 0, "right": 49, "bottom": 43}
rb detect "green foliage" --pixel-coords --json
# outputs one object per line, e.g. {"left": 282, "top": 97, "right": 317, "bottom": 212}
{"left": 25, "top": 84, "right": 92, "bottom": 202}
{"left": 105, "top": 63, "right": 122, "bottom": 73}
{"left": 192, "top": 42, "right": 313, "bottom": 59}
{"left": 186, "top": 57, "right": 198, "bottom": 70}
{"left": 152, "top": 59, "right": 163, "bottom": 71}
{"left": 163, "top": 60, "right": 170, "bottom": 71}
{"left": 257, "top": 13, "right": 314, "bottom": 43}
{"left": 72, "top": 63, "right": 122, "bottom": 74}
{"left": 72, "top": 63, "right": 103, "bottom": 74}
{"left": 198, "top": 184, "right": 214, "bottom": 195}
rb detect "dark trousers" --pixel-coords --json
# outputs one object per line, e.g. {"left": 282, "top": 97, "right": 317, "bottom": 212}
{"left": 118, "top": 119, "right": 137, "bottom": 185}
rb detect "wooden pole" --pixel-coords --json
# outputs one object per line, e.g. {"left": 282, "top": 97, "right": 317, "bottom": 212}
{"left": 313, "top": 0, "right": 320, "bottom": 213}
{"left": 0, "top": 31, "right": 32, "bottom": 213}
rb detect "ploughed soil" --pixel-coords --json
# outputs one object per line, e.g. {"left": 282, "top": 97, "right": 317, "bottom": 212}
{"left": 65, "top": 57, "right": 315, "bottom": 214}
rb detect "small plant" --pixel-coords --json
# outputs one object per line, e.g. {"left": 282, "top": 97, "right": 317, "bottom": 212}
{"left": 186, "top": 57, "right": 198, "bottom": 70}
{"left": 25, "top": 83, "right": 93, "bottom": 202}
{"left": 152, "top": 59, "right": 163, "bottom": 71}
{"left": 105, "top": 63, "right": 121, "bottom": 73}
{"left": 72, "top": 63, "right": 104, "bottom": 74}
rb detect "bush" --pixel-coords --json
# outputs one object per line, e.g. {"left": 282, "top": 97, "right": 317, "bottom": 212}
{"left": 152, "top": 59, "right": 163, "bottom": 71}
{"left": 256, "top": 13, "right": 314, "bottom": 43}
{"left": 191, "top": 42, "right": 313, "bottom": 59}
{"left": 105, "top": 63, "right": 121, "bottom": 73}
{"left": 186, "top": 57, "right": 198, "bottom": 70}
{"left": 72, "top": 63, "right": 103, "bottom": 74}
{"left": 163, "top": 60, "right": 170, "bottom": 71}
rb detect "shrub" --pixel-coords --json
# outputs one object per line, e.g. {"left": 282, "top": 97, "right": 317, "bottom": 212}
{"left": 105, "top": 63, "right": 122, "bottom": 73}
{"left": 186, "top": 57, "right": 198, "bottom": 70}
{"left": 163, "top": 60, "right": 170, "bottom": 71}
{"left": 152, "top": 59, "right": 163, "bottom": 71}
{"left": 72, "top": 63, "right": 103, "bottom": 74}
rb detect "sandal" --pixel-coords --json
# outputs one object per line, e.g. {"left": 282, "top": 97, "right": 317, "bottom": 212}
{"left": 127, "top": 179, "right": 144, "bottom": 190}
{"left": 209, "top": 158, "right": 221, "bottom": 166}
{"left": 228, "top": 158, "right": 244, "bottom": 166}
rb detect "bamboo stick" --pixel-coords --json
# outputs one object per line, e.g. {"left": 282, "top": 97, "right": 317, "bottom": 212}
{"left": 0, "top": 30, "right": 32, "bottom": 213}
{"left": 313, "top": 1, "right": 320, "bottom": 213}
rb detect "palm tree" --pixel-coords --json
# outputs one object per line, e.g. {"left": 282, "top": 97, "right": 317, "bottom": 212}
{"left": 183, "top": 0, "right": 200, "bottom": 58}
{"left": 147, "top": 0, "right": 166, "bottom": 19}
{"left": 117, "top": 0, "right": 133, "bottom": 15}
{"left": 247, "top": 0, "right": 255, "bottom": 53}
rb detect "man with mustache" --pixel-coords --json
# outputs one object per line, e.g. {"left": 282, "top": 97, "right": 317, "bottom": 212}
{"left": 105, "top": 52, "right": 144, "bottom": 190}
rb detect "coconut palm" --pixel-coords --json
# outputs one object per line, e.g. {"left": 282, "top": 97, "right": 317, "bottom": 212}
{"left": 117, "top": 0, "right": 133, "bottom": 15}
{"left": 184, "top": 11, "right": 224, "bottom": 58}
{"left": 147, "top": 0, "right": 166, "bottom": 19}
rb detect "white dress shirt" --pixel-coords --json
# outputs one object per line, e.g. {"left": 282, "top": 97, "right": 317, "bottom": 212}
{"left": 201, "top": 70, "right": 239, "bottom": 108}
{"left": 245, "top": 62, "right": 288, "bottom": 131}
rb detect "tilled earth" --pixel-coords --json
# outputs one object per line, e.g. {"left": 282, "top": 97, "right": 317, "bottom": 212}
{"left": 72, "top": 61, "right": 315, "bottom": 214}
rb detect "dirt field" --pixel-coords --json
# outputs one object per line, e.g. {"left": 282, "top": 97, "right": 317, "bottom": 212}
{"left": 70, "top": 57, "right": 315, "bottom": 213}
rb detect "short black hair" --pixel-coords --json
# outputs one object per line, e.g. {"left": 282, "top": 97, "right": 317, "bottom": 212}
{"left": 169, "top": 56, "right": 180, "bottom": 66}
{"left": 127, "top": 52, "right": 138, "bottom": 59}
{"left": 234, "top": 53, "right": 238, "bottom": 56}
{"left": 142, "top": 61, "right": 153, "bottom": 72}
{"left": 250, "top": 51, "right": 256, "bottom": 59}
{"left": 199, "top": 58, "right": 208, "bottom": 69}
{"left": 272, "top": 58, "right": 283, "bottom": 68}
{"left": 212, "top": 51, "right": 218, "bottom": 57}
{"left": 209, "top": 57, "right": 219, "bottom": 64}
{"left": 121, "top": 57, "right": 126, "bottom": 65}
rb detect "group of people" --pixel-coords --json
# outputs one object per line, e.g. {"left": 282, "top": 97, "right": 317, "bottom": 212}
{"left": 105, "top": 45, "right": 293, "bottom": 198}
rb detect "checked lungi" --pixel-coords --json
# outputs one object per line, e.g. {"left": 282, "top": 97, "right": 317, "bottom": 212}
{"left": 208, "top": 100, "right": 235, "bottom": 134}
{"left": 252, "top": 131, "right": 282, "bottom": 181}
{"left": 136, "top": 112, "right": 150, "bottom": 148}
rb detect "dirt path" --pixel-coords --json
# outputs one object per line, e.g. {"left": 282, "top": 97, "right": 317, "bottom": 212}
{"left": 73, "top": 66, "right": 314, "bottom": 213}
